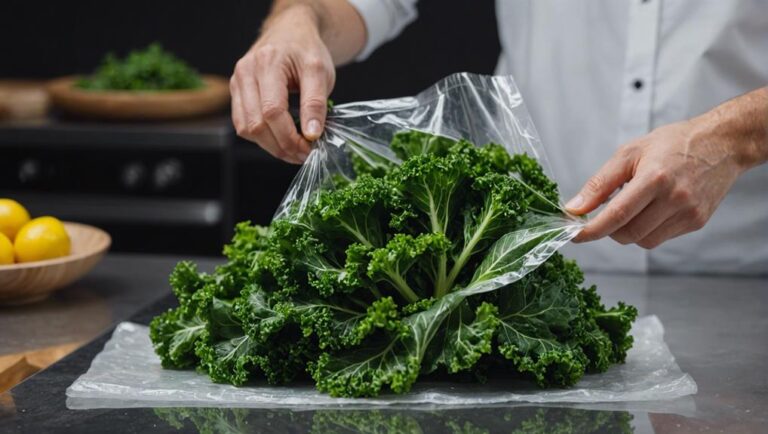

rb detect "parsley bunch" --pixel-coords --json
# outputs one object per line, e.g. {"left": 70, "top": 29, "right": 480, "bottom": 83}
{"left": 77, "top": 43, "right": 203, "bottom": 91}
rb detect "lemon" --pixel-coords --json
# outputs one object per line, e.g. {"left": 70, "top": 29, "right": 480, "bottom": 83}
{"left": 14, "top": 216, "right": 71, "bottom": 263}
{"left": 0, "top": 233, "right": 13, "bottom": 265}
{"left": 0, "top": 199, "right": 31, "bottom": 241}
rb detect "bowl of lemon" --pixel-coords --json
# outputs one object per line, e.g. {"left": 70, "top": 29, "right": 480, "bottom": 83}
{"left": 0, "top": 199, "right": 111, "bottom": 305}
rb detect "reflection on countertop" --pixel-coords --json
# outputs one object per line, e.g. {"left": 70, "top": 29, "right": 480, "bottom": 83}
{"left": 154, "top": 406, "right": 635, "bottom": 433}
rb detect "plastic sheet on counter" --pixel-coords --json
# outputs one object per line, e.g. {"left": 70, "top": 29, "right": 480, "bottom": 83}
{"left": 66, "top": 315, "right": 696, "bottom": 409}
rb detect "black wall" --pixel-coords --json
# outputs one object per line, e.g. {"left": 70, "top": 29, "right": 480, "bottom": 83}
{"left": 2, "top": 0, "right": 500, "bottom": 102}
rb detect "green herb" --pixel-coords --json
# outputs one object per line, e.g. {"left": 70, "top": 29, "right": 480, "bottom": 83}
{"left": 150, "top": 130, "right": 637, "bottom": 397}
{"left": 76, "top": 43, "right": 203, "bottom": 91}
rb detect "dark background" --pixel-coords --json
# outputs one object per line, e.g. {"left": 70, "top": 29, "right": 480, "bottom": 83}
{"left": 0, "top": 0, "right": 501, "bottom": 254}
{"left": 1, "top": 0, "right": 500, "bottom": 102}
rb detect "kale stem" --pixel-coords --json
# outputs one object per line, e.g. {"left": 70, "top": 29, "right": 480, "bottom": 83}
{"left": 349, "top": 297, "right": 370, "bottom": 310}
{"left": 368, "top": 285, "right": 383, "bottom": 300}
{"left": 445, "top": 207, "right": 493, "bottom": 291}
{"left": 434, "top": 253, "right": 448, "bottom": 299}
{"left": 427, "top": 203, "right": 449, "bottom": 298}
{"left": 388, "top": 273, "right": 420, "bottom": 304}
{"left": 338, "top": 222, "right": 374, "bottom": 248}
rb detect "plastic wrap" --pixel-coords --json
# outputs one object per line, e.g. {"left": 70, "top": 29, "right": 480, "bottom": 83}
{"left": 276, "top": 73, "right": 556, "bottom": 219}
{"left": 275, "top": 72, "right": 583, "bottom": 303}
{"left": 66, "top": 316, "right": 697, "bottom": 409}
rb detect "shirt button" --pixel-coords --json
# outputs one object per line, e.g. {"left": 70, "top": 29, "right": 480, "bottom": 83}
{"left": 633, "top": 79, "right": 644, "bottom": 90}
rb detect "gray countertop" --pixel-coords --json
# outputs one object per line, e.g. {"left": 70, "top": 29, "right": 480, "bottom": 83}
{"left": 0, "top": 253, "right": 766, "bottom": 433}
{"left": 0, "top": 254, "right": 221, "bottom": 359}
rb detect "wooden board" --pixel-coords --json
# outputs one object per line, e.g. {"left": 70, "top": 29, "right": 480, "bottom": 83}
{"left": 0, "top": 341, "right": 84, "bottom": 392}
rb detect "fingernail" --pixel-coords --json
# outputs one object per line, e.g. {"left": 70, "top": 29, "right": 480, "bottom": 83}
{"left": 306, "top": 119, "right": 321, "bottom": 137}
{"left": 572, "top": 230, "right": 588, "bottom": 243}
{"left": 565, "top": 194, "right": 584, "bottom": 211}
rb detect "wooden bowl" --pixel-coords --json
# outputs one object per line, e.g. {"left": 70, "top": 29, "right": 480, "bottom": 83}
{"left": 0, "top": 222, "right": 111, "bottom": 305}
{"left": 46, "top": 75, "right": 230, "bottom": 120}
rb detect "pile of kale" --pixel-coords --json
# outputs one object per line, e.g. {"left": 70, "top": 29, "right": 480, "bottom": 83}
{"left": 150, "top": 130, "right": 637, "bottom": 398}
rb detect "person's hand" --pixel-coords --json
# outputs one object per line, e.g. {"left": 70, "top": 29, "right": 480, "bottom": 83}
{"left": 231, "top": 5, "right": 336, "bottom": 164}
{"left": 565, "top": 117, "right": 747, "bottom": 249}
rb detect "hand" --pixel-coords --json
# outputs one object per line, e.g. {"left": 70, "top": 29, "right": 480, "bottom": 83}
{"left": 231, "top": 5, "right": 336, "bottom": 164}
{"left": 565, "top": 117, "right": 747, "bottom": 249}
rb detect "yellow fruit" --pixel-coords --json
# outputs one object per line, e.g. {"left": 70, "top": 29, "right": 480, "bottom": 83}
{"left": 0, "top": 233, "right": 13, "bottom": 265}
{"left": 0, "top": 199, "right": 31, "bottom": 241}
{"left": 14, "top": 216, "right": 71, "bottom": 263}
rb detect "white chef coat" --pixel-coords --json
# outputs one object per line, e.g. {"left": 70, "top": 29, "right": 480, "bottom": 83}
{"left": 346, "top": 0, "right": 768, "bottom": 275}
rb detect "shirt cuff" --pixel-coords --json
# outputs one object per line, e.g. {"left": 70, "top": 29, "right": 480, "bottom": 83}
{"left": 346, "top": 0, "right": 418, "bottom": 61}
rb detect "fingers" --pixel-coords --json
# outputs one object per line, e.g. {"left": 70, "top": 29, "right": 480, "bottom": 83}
{"left": 574, "top": 163, "right": 713, "bottom": 247}
{"left": 231, "top": 70, "right": 303, "bottom": 164}
{"left": 256, "top": 65, "right": 312, "bottom": 160}
{"left": 636, "top": 201, "right": 709, "bottom": 249}
{"left": 609, "top": 199, "right": 677, "bottom": 245}
{"left": 230, "top": 78, "right": 246, "bottom": 137}
{"left": 565, "top": 149, "right": 636, "bottom": 215}
{"left": 573, "top": 170, "right": 660, "bottom": 242}
{"left": 635, "top": 213, "right": 689, "bottom": 249}
{"left": 298, "top": 63, "right": 330, "bottom": 141}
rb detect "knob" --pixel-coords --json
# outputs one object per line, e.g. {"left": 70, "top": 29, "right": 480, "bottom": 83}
{"left": 18, "top": 159, "right": 41, "bottom": 184}
{"left": 121, "top": 162, "right": 147, "bottom": 190}
{"left": 153, "top": 159, "right": 184, "bottom": 190}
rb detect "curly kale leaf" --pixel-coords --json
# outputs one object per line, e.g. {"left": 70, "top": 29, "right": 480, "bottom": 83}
{"left": 149, "top": 308, "right": 205, "bottom": 369}
{"left": 314, "top": 174, "right": 393, "bottom": 248}
{"left": 509, "top": 154, "right": 562, "bottom": 214}
{"left": 392, "top": 144, "right": 471, "bottom": 235}
{"left": 469, "top": 215, "right": 574, "bottom": 287}
{"left": 424, "top": 300, "right": 499, "bottom": 374}
{"left": 493, "top": 267, "right": 586, "bottom": 387}
{"left": 446, "top": 173, "right": 530, "bottom": 290}
{"left": 311, "top": 290, "right": 468, "bottom": 397}
{"left": 368, "top": 232, "right": 451, "bottom": 303}
{"left": 347, "top": 140, "right": 398, "bottom": 178}
{"left": 390, "top": 130, "right": 457, "bottom": 160}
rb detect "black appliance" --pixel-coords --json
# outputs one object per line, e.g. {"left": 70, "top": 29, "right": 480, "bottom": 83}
{"left": 0, "top": 117, "right": 298, "bottom": 255}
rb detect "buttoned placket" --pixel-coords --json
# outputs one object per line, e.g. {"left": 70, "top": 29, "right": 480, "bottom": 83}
{"left": 615, "top": 0, "right": 662, "bottom": 273}
{"left": 618, "top": 0, "right": 661, "bottom": 144}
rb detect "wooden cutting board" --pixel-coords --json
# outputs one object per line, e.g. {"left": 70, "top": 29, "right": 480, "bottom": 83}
{"left": 0, "top": 341, "right": 83, "bottom": 392}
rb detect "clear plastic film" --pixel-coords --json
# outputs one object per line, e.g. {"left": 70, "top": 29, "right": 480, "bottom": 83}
{"left": 277, "top": 72, "right": 557, "bottom": 217}
{"left": 65, "top": 316, "right": 697, "bottom": 409}
{"left": 276, "top": 72, "right": 583, "bottom": 297}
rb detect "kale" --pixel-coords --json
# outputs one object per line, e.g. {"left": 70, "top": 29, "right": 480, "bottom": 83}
{"left": 77, "top": 43, "right": 203, "bottom": 91}
{"left": 150, "top": 130, "right": 637, "bottom": 397}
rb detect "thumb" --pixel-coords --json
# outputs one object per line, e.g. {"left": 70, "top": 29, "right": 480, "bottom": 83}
{"left": 566, "top": 151, "right": 635, "bottom": 215}
{"left": 299, "top": 72, "right": 330, "bottom": 142}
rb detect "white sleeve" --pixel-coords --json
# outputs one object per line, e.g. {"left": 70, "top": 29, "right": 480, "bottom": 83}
{"left": 346, "top": 0, "right": 419, "bottom": 60}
